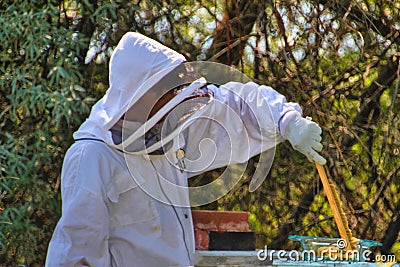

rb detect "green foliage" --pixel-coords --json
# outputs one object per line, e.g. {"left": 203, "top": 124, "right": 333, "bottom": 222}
{"left": 0, "top": 1, "right": 93, "bottom": 266}
{"left": 196, "top": 0, "right": 400, "bottom": 259}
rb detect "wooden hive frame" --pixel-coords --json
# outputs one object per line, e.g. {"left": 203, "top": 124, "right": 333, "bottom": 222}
{"left": 315, "top": 163, "right": 359, "bottom": 251}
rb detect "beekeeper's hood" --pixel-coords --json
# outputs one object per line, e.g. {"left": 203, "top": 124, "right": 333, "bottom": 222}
{"left": 74, "top": 32, "right": 207, "bottom": 152}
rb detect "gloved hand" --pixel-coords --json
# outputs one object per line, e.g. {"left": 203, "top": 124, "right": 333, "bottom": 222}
{"left": 282, "top": 113, "right": 326, "bottom": 165}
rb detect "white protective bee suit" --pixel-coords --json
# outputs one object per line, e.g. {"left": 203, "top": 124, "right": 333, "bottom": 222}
{"left": 46, "top": 32, "right": 325, "bottom": 267}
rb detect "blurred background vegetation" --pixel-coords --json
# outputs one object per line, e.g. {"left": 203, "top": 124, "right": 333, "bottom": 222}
{"left": 0, "top": 0, "right": 399, "bottom": 266}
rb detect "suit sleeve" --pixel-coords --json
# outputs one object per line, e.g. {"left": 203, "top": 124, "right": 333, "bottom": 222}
{"left": 183, "top": 81, "right": 302, "bottom": 177}
{"left": 46, "top": 143, "right": 111, "bottom": 267}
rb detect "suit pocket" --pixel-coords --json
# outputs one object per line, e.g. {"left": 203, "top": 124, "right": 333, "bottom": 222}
{"left": 106, "top": 167, "right": 159, "bottom": 227}
{"left": 108, "top": 185, "right": 159, "bottom": 226}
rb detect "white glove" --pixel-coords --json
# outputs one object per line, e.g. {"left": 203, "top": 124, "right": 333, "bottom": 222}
{"left": 282, "top": 113, "right": 326, "bottom": 165}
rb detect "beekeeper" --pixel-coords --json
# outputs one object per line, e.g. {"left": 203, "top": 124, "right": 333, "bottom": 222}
{"left": 46, "top": 32, "right": 326, "bottom": 267}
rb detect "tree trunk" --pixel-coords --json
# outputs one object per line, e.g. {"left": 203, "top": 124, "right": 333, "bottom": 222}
{"left": 381, "top": 201, "right": 400, "bottom": 255}
{"left": 207, "top": 0, "right": 263, "bottom": 65}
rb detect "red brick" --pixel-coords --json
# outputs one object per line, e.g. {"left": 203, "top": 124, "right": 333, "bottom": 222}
{"left": 194, "top": 229, "right": 209, "bottom": 250}
{"left": 192, "top": 210, "right": 249, "bottom": 232}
